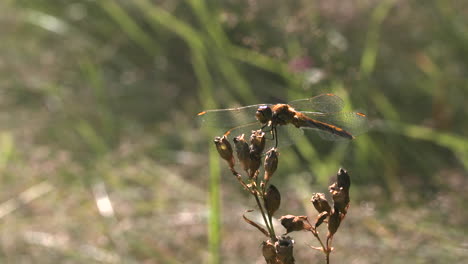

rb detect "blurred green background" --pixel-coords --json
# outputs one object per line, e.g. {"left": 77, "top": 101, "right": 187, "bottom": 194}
{"left": 1, "top": 0, "right": 468, "bottom": 263}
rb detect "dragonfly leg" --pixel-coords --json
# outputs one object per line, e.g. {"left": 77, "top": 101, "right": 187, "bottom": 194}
{"left": 261, "top": 123, "right": 271, "bottom": 132}
{"left": 273, "top": 126, "right": 278, "bottom": 148}
{"left": 261, "top": 123, "right": 276, "bottom": 141}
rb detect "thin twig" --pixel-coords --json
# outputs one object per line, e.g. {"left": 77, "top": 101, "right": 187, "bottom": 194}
{"left": 230, "top": 168, "right": 251, "bottom": 192}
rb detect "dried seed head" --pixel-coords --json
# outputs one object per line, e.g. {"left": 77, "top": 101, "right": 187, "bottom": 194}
{"left": 327, "top": 207, "right": 342, "bottom": 238}
{"left": 214, "top": 135, "right": 234, "bottom": 168}
{"left": 264, "top": 148, "right": 279, "bottom": 183}
{"left": 233, "top": 134, "right": 250, "bottom": 171}
{"left": 264, "top": 184, "right": 281, "bottom": 217}
{"left": 250, "top": 130, "right": 266, "bottom": 156}
{"left": 280, "top": 215, "right": 311, "bottom": 234}
{"left": 310, "top": 193, "right": 331, "bottom": 214}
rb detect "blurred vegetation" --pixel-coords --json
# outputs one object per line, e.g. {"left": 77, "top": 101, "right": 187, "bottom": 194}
{"left": 1, "top": 0, "right": 468, "bottom": 263}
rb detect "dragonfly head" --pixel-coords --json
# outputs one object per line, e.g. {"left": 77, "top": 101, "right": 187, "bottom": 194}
{"left": 256, "top": 105, "right": 273, "bottom": 125}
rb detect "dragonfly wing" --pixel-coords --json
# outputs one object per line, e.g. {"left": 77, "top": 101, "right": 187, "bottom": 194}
{"left": 288, "top": 93, "right": 344, "bottom": 113}
{"left": 197, "top": 104, "right": 265, "bottom": 129}
{"left": 273, "top": 125, "right": 305, "bottom": 149}
{"left": 300, "top": 112, "right": 369, "bottom": 141}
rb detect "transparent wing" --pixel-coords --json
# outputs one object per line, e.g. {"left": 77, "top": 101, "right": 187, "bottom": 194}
{"left": 300, "top": 112, "right": 369, "bottom": 141}
{"left": 197, "top": 104, "right": 267, "bottom": 129}
{"left": 275, "top": 125, "right": 305, "bottom": 149}
{"left": 288, "top": 93, "right": 345, "bottom": 113}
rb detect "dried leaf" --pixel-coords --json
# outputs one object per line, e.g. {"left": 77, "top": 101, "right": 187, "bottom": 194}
{"left": 308, "top": 245, "right": 325, "bottom": 252}
{"left": 264, "top": 184, "right": 281, "bottom": 217}
{"left": 243, "top": 210, "right": 270, "bottom": 237}
{"left": 280, "top": 215, "right": 311, "bottom": 234}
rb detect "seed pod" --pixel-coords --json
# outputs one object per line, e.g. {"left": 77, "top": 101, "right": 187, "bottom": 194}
{"left": 250, "top": 130, "right": 266, "bottom": 157}
{"left": 333, "top": 193, "right": 349, "bottom": 216}
{"left": 327, "top": 207, "right": 341, "bottom": 238}
{"left": 310, "top": 193, "right": 331, "bottom": 214}
{"left": 264, "top": 184, "right": 281, "bottom": 217}
{"left": 233, "top": 134, "right": 250, "bottom": 171}
{"left": 314, "top": 211, "right": 329, "bottom": 229}
{"left": 214, "top": 135, "right": 234, "bottom": 168}
{"left": 329, "top": 169, "right": 351, "bottom": 216}
{"left": 337, "top": 168, "right": 351, "bottom": 191}
{"left": 264, "top": 148, "right": 279, "bottom": 183}
{"left": 248, "top": 153, "right": 261, "bottom": 178}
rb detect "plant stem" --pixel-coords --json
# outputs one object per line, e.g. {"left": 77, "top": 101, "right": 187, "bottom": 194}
{"left": 311, "top": 231, "right": 326, "bottom": 253}
{"left": 326, "top": 236, "right": 333, "bottom": 264}
{"left": 253, "top": 191, "right": 275, "bottom": 241}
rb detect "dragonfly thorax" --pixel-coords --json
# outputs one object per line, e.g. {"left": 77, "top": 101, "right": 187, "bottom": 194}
{"left": 271, "top": 104, "right": 297, "bottom": 126}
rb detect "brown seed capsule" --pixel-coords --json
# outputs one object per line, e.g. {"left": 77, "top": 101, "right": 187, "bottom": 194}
{"left": 280, "top": 215, "right": 311, "bottom": 234}
{"left": 214, "top": 135, "right": 234, "bottom": 168}
{"left": 330, "top": 187, "right": 349, "bottom": 216}
{"left": 264, "top": 184, "right": 281, "bottom": 217}
{"left": 233, "top": 134, "right": 250, "bottom": 171}
{"left": 337, "top": 168, "right": 351, "bottom": 191}
{"left": 314, "top": 211, "right": 329, "bottom": 229}
{"left": 264, "top": 148, "right": 279, "bottom": 183}
{"left": 248, "top": 153, "right": 261, "bottom": 178}
{"left": 329, "top": 169, "right": 351, "bottom": 216}
{"left": 310, "top": 193, "right": 331, "bottom": 214}
{"left": 250, "top": 130, "right": 266, "bottom": 157}
{"left": 327, "top": 207, "right": 342, "bottom": 238}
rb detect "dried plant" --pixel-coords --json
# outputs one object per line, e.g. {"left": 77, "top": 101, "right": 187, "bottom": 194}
{"left": 214, "top": 130, "right": 352, "bottom": 264}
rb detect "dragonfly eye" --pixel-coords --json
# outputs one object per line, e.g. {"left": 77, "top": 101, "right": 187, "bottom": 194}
{"left": 256, "top": 106, "right": 272, "bottom": 124}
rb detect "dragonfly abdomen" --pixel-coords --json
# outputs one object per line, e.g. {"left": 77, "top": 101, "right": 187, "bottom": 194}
{"left": 298, "top": 116, "right": 354, "bottom": 139}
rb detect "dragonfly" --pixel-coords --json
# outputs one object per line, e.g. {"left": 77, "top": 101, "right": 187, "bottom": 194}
{"left": 197, "top": 93, "right": 368, "bottom": 148}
